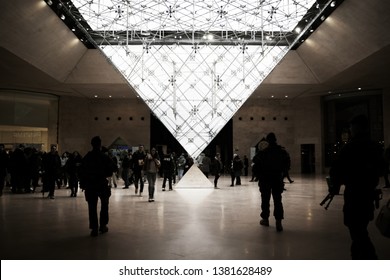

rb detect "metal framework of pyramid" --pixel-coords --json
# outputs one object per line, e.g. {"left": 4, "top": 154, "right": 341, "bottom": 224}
{"left": 63, "top": 0, "right": 334, "bottom": 159}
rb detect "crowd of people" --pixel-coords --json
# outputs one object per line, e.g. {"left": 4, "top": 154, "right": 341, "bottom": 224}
{"left": 1, "top": 120, "right": 389, "bottom": 260}
{"left": 0, "top": 143, "right": 237, "bottom": 197}
{"left": 0, "top": 143, "right": 74, "bottom": 198}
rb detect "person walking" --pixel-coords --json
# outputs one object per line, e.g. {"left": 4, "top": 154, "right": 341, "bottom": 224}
{"left": 212, "top": 153, "right": 223, "bottom": 189}
{"left": 121, "top": 150, "right": 132, "bottom": 189}
{"left": 161, "top": 149, "right": 174, "bottom": 191}
{"left": 329, "top": 115, "right": 384, "bottom": 259}
{"left": 200, "top": 153, "right": 211, "bottom": 178}
{"left": 252, "top": 133, "right": 289, "bottom": 232}
{"left": 230, "top": 154, "right": 243, "bottom": 186}
{"left": 67, "top": 151, "right": 82, "bottom": 197}
{"left": 243, "top": 155, "right": 249, "bottom": 176}
{"left": 145, "top": 147, "right": 160, "bottom": 202}
{"left": 80, "top": 136, "right": 115, "bottom": 237}
{"left": 42, "top": 145, "right": 61, "bottom": 199}
{"left": 131, "top": 145, "right": 146, "bottom": 196}
{"left": 250, "top": 137, "right": 269, "bottom": 182}
{"left": 176, "top": 153, "right": 186, "bottom": 181}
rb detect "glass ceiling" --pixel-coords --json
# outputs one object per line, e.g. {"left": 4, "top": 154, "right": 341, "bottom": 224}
{"left": 66, "top": 0, "right": 333, "bottom": 158}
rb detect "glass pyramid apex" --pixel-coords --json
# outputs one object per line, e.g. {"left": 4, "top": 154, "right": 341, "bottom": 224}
{"left": 66, "top": 0, "right": 332, "bottom": 158}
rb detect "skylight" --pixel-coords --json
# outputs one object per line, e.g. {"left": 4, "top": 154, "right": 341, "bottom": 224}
{"left": 62, "top": 0, "right": 333, "bottom": 158}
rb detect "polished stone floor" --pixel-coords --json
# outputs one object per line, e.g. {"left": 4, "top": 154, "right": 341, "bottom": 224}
{"left": 1, "top": 172, "right": 389, "bottom": 260}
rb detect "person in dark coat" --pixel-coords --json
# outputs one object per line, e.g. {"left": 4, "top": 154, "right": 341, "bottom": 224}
{"left": 42, "top": 145, "right": 61, "bottom": 199}
{"left": 131, "top": 144, "right": 146, "bottom": 196}
{"left": 121, "top": 150, "right": 132, "bottom": 189}
{"left": 329, "top": 115, "right": 385, "bottom": 259}
{"left": 80, "top": 136, "right": 115, "bottom": 237}
{"left": 144, "top": 147, "right": 160, "bottom": 202}
{"left": 67, "top": 151, "right": 82, "bottom": 197}
{"left": 252, "top": 133, "right": 289, "bottom": 232}
{"left": 161, "top": 149, "right": 174, "bottom": 191}
{"left": 230, "top": 154, "right": 243, "bottom": 186}
{"left": 212, "top": 153, "right": 223, "bottom": 189}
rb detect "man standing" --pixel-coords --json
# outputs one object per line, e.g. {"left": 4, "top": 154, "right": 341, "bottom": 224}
{"left": 131, "top": 145, "right": 146, "bottom": 196}
{"left": 330, "top": 115, "right": 384, "bottom": 259}
{"left": 80, "top": 136, "right": 115, "bottom": 237}
{"left": 145, "top": 147, "right": 160, "bottom": 202}
{"left": 176, "top": 153, "right": 186, "bottom": 181}
{"left": 161, "top": 149, "right": 174, "bottom": 191}
{"left": 121, "top": 150, "right": 132, "bottom": 189}
{"left": 253, "top": 133, "right": 289, "bottom": 232}
{"left": 42, "top": 144, "right": 61, "bottom": 199}
{"left": 212, "top": 153, "right": 223, "bottom": 189}
{"left": 230, "top": 154, "right": 243, "bottom": 186}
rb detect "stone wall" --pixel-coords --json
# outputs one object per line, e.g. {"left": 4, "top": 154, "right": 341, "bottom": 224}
{"left": 58, "top": 96, "right": 150, "bottom": 155}
{"left": 233, "top": 96, "right": 322, "bottom": 174}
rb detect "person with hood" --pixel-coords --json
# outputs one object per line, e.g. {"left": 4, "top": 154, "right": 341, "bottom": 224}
{"left": 252, "top": 133, "right": 289, "bottom": 232}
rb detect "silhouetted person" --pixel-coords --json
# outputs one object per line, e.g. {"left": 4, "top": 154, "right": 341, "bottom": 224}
{"left": 243, "top": 155, "right": 249, "bottom": 176}
{"left": 42, "top": 145, "right": 61, "bottom": 199}
{"left": 283, "top": 150, "right": 294, "bottom": 184}
{"left": 252, "top": 133, "right": 289, "bottom": 232}
{"left": 212, "top": 153, "right": 223, "bottom": 189}
{"left": 230, "top": 154, "right": 243, "bottom": 186}
{"left": 80, "top": 136, "right": 115, "bottom": 237}
{"left": 132, "top": 144, "right": 146, "bottom": 196}
{"left": 330, "top": 115, "right": 384, "bottom": 259}
{"left": 200, "top": 153, "right": 211, "bottom": 178}
{"left": 0, "top": 144, "right": 9, "bottom": 196}
{"left": 161, "top": 149, "right": 174, "bottom": 191}
{"left": 67, "top": 151, "right": 82, "bottom": 197}
{"left": 145, "top": 147, "right": 160, "bottom": 202}
{"left": 121, "top": 150, "right": 132, "bottom": 189}
{"left": 176, "top": 153, "right": 186, "bottom": 181}
{"left": 250, "top": 137, "right": 269, "bottom": 182}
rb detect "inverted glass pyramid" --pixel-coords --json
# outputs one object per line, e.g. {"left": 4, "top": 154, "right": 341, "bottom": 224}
{"left": 67, "top": 0, "right": 331, "bottom": 158}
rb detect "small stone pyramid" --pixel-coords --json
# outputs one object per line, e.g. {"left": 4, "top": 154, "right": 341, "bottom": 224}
{"left": 175, "top": 164, "right": 213, "bottom": 189}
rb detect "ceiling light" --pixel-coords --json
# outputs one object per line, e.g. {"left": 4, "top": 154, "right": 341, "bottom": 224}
{"left": 331, "top": 1, "right": 336, "bottom": 7}
{"left": 295, "top": 27, "right": 301, "bottom": 34}
{"left": 46, "top": 0, "right": 53, "bottom": 5}
{"left": 60, "top": 14, "right": 65, "bottom": 20}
